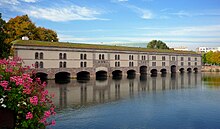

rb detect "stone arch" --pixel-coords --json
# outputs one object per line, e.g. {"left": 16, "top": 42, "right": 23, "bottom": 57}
{"left": 77, "top": 71, "right": 90, "bottom": 80}
{"left": 171, "top": 65, "right": 176, "bottom": 73}
{"left": 96, "top": 70, "right": 108, "bottom": 80}
{"left": 193, "top": 67, "right": 198, "bottom": 73}
{"left": 112, "top": 70, "right": 122, "bottom": 79}
{"left": 179, "top": 68, "right": 184, "bottom": 73}
{"left": 150, "top": 69, "right": 157, "bottom": 76}
{"left": 127, "top": 69, "right": 136, "bottom": 79}
{"left": 95, "top": 67, "right": 108, "bottom": 72}
{"left": 36, "top": 72, "right": 48, "bottom": 81}
{"left": 140, "top": 66, "right": 147, "bottom": 75}
{"left": 160, "top": 68, "right": 167, "bottom": 74}
{"left": 187, "top": 68, "right": 192, "bottom": 73}
{"left": 55, "top": 72, "right": 70, "bottom": 83}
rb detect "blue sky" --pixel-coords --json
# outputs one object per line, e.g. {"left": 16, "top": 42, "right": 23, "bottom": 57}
{"left": 1, "top": 0, "right": 220, "bottom": 50}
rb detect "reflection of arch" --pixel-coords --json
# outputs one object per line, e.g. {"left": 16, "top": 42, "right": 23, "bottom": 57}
{"left": 55, "top": 72, "right": 70, "bottom": 83}
{"left": 171, "top": 65, "right": 176, "bottom": 73}
{"left": 193, "top": 68, "right": 198, "bottom": 73}
{"left": 179, "top": 68, "right": 184, "bottom": 73}
{"left": 36, "top": 72, "right": 48, "bottom": 81}
{"left": 187, "top": 68, "right": 192, "bottom": 73}
{"left": 77, "top": 71, "right": 90, "bottom": 80}
{"left": 140, "top": 66, "right": 147, "bottom": 74}
{"left": 96, "top": 70, "right": 107, "bottom": 80}
{"left": 160, "top": 68, "right": 167, "bottom": 74}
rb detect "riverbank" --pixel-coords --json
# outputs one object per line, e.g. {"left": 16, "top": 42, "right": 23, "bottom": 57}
{"left": 202, "top": 66, "right": 220, "bottom": 72}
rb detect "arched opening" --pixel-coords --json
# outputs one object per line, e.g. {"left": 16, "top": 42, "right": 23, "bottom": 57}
{"left": 77, "top": 71, "right": 90, "bottom": 80}
{"left": 179, "top": 68, "right": 184, "bottom": 73}
{"left": 36, "top": 72, "right": 48, "bottom": 81}
{"left": 112, "top": 70, "right": 122, "bottom": 80}
{"left": 55, "top": 72, "right": 70, "bottom": 83}
{"left": 96, "top": 71, "right": 107, "bottom": 80}
{"left": 140, "top": 66, "right": 147, "bottom": 75}
{"left": 171, "top": 65, "right": 176, "bottom": 73}
{"left": 193, "top": 68, "right": 198, "bottom": 73}
{"left": 160, "top": 69, "right": 167, "bottom": 75}
{"left": 150, "top": 69, "right": 157, "bottom": 77}
{"left": 127, "top": 70, "right": 136, "bottom": 79}
{"left": 187, "top": 68, "right": 192, "bottom": 73}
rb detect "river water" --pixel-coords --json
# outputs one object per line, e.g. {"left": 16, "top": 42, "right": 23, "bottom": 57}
{"left": 47, "top": 72, "right": 220, "bottom": 129}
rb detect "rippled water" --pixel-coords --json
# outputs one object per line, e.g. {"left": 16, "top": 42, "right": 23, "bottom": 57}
{"left": 47, "top": 72, "right": 220, "bottom": 129}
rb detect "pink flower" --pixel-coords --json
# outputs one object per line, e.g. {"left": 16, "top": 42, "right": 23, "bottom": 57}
{"left": 10, "top": 61, "right": 17, "bottom": 67}
{"left": 26, "top": 112, "right": 33, "bottom": 119}
{"left": 0, "top": 81, "right": 9, "bottom": 90}
{"left": 51, "top": 120, "right": 56, "bottom": 126}
{"left": 30, "top": 96, "right": 38, "bottom": 105}
{"left": 44, "top": 110, "right": 51, "bottom": 118}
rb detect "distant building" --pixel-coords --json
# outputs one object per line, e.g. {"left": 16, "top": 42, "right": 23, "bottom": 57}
{"left": 197, "top": 47, "right": 220, "bottom": 53}
{"left": 173, "top": 47, "right": 189, "bottom": 51}
{"left": 21, "top": 36, "right": 29, "bottom": 40}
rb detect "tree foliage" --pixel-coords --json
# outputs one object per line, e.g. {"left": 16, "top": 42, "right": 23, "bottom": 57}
{"left": 0, "top": 13, "right": 11, "bottom": 59}
{"left": 202, "top": 51, "right": 220, "bottom": 65}
{"left": 147, "top": 40, "right": 169, "bottom": 49}
{"left": 1, "top": 14, "right": 59, "bottom": 58}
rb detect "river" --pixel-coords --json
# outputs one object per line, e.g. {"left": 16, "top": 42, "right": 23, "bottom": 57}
{"left": 47, "top": 72, "right": 220, "bottom": 129}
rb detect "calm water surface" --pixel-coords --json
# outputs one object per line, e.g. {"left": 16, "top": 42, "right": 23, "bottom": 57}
{"left": 47, "top": 73, "right": 220, "bottom": 129}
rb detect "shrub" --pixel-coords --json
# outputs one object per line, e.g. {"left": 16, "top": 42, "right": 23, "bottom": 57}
{"left": 0, "top": 57, "right": 56, "bottom": 128}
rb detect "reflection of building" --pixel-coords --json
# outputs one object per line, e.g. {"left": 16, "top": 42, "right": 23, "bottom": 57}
{"left": 47, "top": 73, "right": 202, "bottom": 109}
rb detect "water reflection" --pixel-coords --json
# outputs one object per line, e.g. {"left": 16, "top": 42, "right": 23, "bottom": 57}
{"left": 47, "top": 73, "right": 202, "bottom": 110}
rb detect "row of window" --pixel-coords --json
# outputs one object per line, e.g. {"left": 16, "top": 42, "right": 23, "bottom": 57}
{"left": 59, "top": 53, "right": 67, "bottom": 60}
{"left": 35, "top": 52, "right": 198, "bottom": 62}
{"left": 35, "top": 52, "right": 44, "bottom": 59}
{"left": 35, "top": 61, "right": 43, "bottom": 68}
{"left": 35, "top": 61, "right": 198, "bottom": 68}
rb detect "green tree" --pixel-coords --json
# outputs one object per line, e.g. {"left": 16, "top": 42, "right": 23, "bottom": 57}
{"left": 4, "top": 15, "right": 36, "bottom": 44}
{"left": 0, "top": 13, "right": 11, "bottom": 58}
{"left": 34, "top": 27, "right": 58, "bottom": 42}
{"left": 147, "top": 40, "right": 169, "bottom": 49}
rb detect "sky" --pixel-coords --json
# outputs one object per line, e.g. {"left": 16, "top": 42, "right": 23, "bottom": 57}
{"left": 1, "top": 0, "right": 220, "bottom": 50}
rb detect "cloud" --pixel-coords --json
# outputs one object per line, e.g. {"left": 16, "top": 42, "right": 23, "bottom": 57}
{"left": 117, "top": 0, "right": 128, "bottom": 2}
{"left": 21, "top": 0, "right": 38, "bottom": 3}
{"left": 0, "top": 0, "right": 19, "bottom": 5}
{"left": 13, "top": 5, "right": 107, "bottom": 22}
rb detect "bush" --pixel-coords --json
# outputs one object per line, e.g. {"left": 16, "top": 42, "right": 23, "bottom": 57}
{"left": 0, "top": 57, "right": 56, "bottom": 128}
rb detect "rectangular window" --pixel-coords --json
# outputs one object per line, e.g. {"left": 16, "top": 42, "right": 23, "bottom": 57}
{"left": 195, "top": 57, "right": 197, "bottom": 61}
{"left": 195, "top": 62, "right": 197, "bottom": 66}
{"left": 152, "top": 56, "right": 156, "bottom": 60}
{"left": 181, "top": 62, "right": 184, "bottom": 66}
{"left": 172, "top": 57, "right": 175, "bottom": 61}
{"left": 181, "top": 57, "right": 184, "bottom": 61}
{"left": 162, "top": 62, "right": 165, "bottom": 66}
{"left": 162, "top": 56, "right": 165, "bottom": 61}
{"left": 188, "top": 62, "right": 191, "bottom": 66}
{"left": 188, "top": 57, "right": 191, "bottom": 61}
{"left": 152, "top": 62, "right": 156, "bottom": 66}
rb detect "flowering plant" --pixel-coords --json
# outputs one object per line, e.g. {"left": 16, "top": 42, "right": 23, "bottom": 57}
{"left": 0, "top": 57, "right": 56, "bottom": 128}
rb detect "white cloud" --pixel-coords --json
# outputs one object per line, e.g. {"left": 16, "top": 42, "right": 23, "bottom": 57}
{"left": 21, "top": 0, "right": 38, "bottom": 3}
{"left": 0, "top": 0, "right": 19, "bottom": 5}
{"left": 124, "top": 4, "right": 153, "bottom": 19}
{"left": 14, "top": 5, "right": 106, "bottom": 22}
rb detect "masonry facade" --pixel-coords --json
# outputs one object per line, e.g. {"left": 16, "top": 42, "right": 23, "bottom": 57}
{"left": 13, "top": 41, "right": 202, "bottom": 79}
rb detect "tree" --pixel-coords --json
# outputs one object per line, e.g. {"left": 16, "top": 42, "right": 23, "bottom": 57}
{"left": 147, "top": 40, "right": 169, "bottom": 49}
{"left": 4, "top": 14, "right": 59, "bottom": 43}
{"left": 34, "top": 27, "right": 58, "bottom": 42}
{"left": 4, "top": 15, "right": 36, "bottom": 44}
{"left": 0, "top": 13, "right": 11, "bottom": 58}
